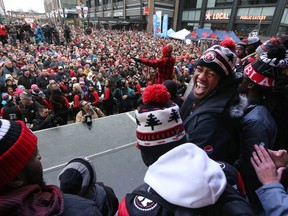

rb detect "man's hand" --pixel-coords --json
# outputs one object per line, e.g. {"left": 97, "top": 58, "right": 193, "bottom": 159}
{"left": 268, "top": 149, "right": 288, "bottom": 168}
{"left": 251, "top": 145, "right": 285, "bottom": 185}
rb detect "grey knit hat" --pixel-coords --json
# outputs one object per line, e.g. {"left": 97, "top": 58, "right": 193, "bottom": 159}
{"left": 58, "top": 157, "right": 96, "bottom": 195}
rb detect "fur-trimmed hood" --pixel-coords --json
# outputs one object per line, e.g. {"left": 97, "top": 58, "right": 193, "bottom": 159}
{"left": 229, "top": 95, "right": 248, "bottom": 118}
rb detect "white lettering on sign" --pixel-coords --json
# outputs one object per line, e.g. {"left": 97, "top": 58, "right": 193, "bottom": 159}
{"left": 206, "top": 11, "right": 229, "bottom": 20}
{"left": 240, "top": 16, "right": 266, "bottom": 20}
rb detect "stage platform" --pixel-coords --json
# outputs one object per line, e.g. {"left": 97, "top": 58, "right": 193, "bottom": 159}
{"left": 35, "top": 111, "right": 147, "bottom": 200}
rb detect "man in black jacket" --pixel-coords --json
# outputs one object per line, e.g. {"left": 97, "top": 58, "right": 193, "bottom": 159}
{"left": 119, "top": 84, "right": 255, "bottom": 216}
{"left": 180, "top": 44, "right": 241, "bottom": 165}
{"left": 18, "top": 91, "right": 39, "bottom": 127}
{"left": 31, "top": 106, "right": 59, "bottom": 131}
{"left": 18, "top": 68, "right": 36, "bottom": 90}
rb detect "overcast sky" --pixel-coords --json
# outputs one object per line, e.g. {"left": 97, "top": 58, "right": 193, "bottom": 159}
{"left": 3, "top": 0, "right": 45, "bottom": 13}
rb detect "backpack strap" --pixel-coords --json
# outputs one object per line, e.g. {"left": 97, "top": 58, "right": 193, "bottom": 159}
{"left": 96, "top": 182, "right": 119, "bottom": 216}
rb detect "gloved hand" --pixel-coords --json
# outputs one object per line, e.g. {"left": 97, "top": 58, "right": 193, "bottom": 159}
{"left": 132, "top": 57, "right": 141, "bottom": 63}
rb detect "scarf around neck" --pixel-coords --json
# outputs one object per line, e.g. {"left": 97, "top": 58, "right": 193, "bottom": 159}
{"left": 0, "top": 184, "right": 64, "bottom": 216}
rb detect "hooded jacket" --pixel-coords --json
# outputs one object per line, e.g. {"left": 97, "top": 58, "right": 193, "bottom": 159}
{"left": 118, "top": 144, "right": 227, "bottom": 215}
{"left": 180, "top": 74, "right": 243, "bottom": 164}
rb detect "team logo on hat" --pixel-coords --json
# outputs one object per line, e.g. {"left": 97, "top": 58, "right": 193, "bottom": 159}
{"left": 134, "top": 196, "right": 158, "bottom": 211}
{"left": 203, "top": 51, "right": 216, "bottom": 63}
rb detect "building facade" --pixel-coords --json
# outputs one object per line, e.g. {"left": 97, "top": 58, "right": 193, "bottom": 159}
{"left": 178, "top": 0, "right": 288, "bottom": 37}
{"left": 87, "top": 0, "right": 176, "bottom": 30}
{"left": 42, "top": 0, "right": 288, "bottom": 37}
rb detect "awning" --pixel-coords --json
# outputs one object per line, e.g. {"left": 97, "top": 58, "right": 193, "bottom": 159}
{"left": 185, "top": 28, "right": 214, "bottom": 41}
{"left": 185, "top": 31, "right": 198, "bottom": 41}
{"left": 168, "top": 28, "right": 191, "bottom": 40}
{"left": 214, "top": 30, "right": 240, "bottom": 43}
{"left": 195, "top": 28, "right": 213, "bottom": 39}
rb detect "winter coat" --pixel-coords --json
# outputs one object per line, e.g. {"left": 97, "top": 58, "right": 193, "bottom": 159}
{"left": 256, "top": 183, "right": 288, "bottom": 216}
{"left": 0, "top": 25, "right": 7, "bottom": 36}
{"left": 113, "top": 87, "right": 135, "bottom": 112}
{"left": 36, "top": 75, "right": 53, "bottom": 91}
{"left": 180, "top": 75, "right": 242, "bottom": 164}
{"left": 234, "top": 103, "right": 277, "bottom": 208}
{"left": 62, "top": 193, "right": 102, "bottom": 216}
{"left": 139, "top": 55, "right": 175, "bottom": 84}
{"left": 18, "top": 75, "right": 36, "bottom": 90}
{"left": 75, "top": 106, "right": 104, "bottom": 122}
{"left": 119, "top": 144, "right": 254, "bottom": 216}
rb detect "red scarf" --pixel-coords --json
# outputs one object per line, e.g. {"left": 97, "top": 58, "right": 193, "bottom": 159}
{"left": 0, "top": 184, "right": 64, "bottom": 216}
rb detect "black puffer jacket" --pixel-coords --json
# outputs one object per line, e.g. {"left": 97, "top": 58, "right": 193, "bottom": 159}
{"left": 62, "top": 193, "right": 102, "bottom": 216}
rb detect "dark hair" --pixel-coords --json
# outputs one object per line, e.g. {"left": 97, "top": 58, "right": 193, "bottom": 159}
{"left": 50, "top": 88, "right": 65, "bottom": 109}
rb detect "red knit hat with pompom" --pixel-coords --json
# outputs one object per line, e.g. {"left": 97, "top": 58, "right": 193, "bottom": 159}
{"left": 135, "top": 84, "right": 186, "bottom": 166}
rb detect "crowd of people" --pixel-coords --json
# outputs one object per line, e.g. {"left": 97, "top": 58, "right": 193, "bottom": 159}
{"left": 0, "top": 23, "right": 196, "bottom": 131}
{"left": 1, "top": 21, "right": 288, "bottom": 216}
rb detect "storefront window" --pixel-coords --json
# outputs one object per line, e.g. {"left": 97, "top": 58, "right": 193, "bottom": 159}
{"left": 262, "top": 7, "right": 275, "bottom": 16}
{"left": 281, "top": 8, "right": 288, "bottom": 24}
{"left": 277, "top": 26, "right": 288, "bottom": 35}
{"left": 183, "top": 10, "right": 201, "bottom": 21}
{"left": 215, "top": 0, "right": 234, "bottom": 7}
{"left": 234, "top": 23, "right": 269, "bottom": 37}
{"left": 207, "top": 0, "right": 216, "bottom": 8}
{"left": 211, "top": 23, "right": 228, "bottom": 31}
{"left": 239, "top": 0, "right": 277, "bottom": 5}
{"left": 183, "top": 0, "right": 200, "bottom": 9}
{"left": 237, "top": 7, "right": 274, "bottom": 16}
{"left": 182, "top": 11, "right": 189, "bottom": 21}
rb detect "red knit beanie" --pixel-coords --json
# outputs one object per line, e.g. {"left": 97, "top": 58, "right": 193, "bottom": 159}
{"left": 162, "top": 44, "right": 173, "bottom": 56}
{"left": 0, "top": 120, "right": 37, "bottom": 188}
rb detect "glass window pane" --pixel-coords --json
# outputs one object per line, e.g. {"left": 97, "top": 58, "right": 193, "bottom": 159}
{"left": 188, "top": 11, "right": 194, "bottom": 20}
{"left": 196, "top": 0, "right": 203, "bottom": 8}
{"left": 237, "top": 8, "right": 248, "bottom": 16}
{"left": 281, "top": 9, "right": 288, "bottom": 23}
{"left": 248, "top": 8, "right": 262, "bottom": 15}
{"left": 195, "top": 10, "right": 201, "bottom": 20}
{"left": 182, "top": 11, "right": 188, "bottom": 21}
{"left": 207, "top": 0, "right": 216, "bottom": 8}
{"left": 261, "top": 7, "right": 275, "bottom": 16}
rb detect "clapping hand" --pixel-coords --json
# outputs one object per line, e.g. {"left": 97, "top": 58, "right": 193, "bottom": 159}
{"left": 251, "top": 145, "right": 285, "bottom": 185}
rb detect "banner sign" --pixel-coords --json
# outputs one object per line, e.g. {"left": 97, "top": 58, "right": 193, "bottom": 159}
{"left": 162, "top": 14, "right": 168, "bottom": 38}
{"left": 155, "top": 11, "right": 162, "bottom": 36}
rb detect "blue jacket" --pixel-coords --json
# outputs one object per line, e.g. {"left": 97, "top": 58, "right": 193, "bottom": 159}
{"left": 235, "top": 104, "right": 277, "bottom": 204}
{"left": 256, "top": 183, "right": 288, "bottom": 216}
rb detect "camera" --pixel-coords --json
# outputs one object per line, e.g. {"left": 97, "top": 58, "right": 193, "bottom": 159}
{"left": 84, "top": 113, "right": 92, "bottom": 129}
{"left": 48, "top": 111, "right": 63, "bottom": 125}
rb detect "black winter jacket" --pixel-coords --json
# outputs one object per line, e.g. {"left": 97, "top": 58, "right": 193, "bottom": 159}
{"left": 180, "top": 75, "right": 242, "bottom": 164}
